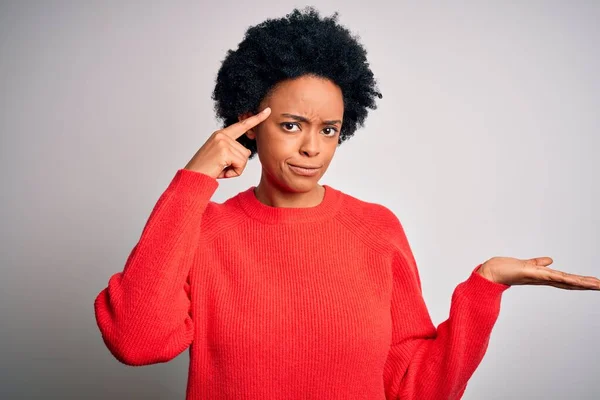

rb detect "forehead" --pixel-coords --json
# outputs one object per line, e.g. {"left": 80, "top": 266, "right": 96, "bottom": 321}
{"left": 266, "top": 76, "right": 344, "bottom": 117}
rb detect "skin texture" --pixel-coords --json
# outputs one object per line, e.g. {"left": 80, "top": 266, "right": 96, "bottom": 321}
{"left": 183, "top": 109, "right": 269, "bottom": 179}
{"left": 479, "top": 256, "right": 600, "bottom": 289}
{"left": 238, "top": 74, "right": 344, "bottom": 208}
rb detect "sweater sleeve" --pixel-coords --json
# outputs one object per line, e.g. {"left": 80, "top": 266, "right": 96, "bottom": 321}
{"left": 382, "top": 218, "right": 510, "bottom": 400}
{"left": 94, "top": 169, "right": 219, "bottom": 366}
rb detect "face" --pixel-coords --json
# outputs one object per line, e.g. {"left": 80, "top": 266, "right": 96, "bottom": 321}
{"left": 241, "top": 74, "right": 344, "bottom": 194}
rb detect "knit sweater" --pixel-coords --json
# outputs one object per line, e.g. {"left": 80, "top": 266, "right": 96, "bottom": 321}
{"left": 94, "top": 168, "right": 510, "bottom": 400}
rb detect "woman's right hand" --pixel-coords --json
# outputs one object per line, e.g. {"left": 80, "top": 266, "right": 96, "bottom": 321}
{"left": 184, "top": 107, "right": 271, "bottom": 179}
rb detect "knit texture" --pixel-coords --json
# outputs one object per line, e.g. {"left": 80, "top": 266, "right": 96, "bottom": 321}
{"left": 94, "top": 168, "right": 511, "bottom": 399}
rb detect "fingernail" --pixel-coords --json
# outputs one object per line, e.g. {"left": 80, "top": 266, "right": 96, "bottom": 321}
{"left": 262, "top": 107, "right": 271, "bottom": 113}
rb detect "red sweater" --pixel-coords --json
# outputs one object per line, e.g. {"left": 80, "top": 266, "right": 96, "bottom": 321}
{"left": 94, "top": 168, "right": 510, "bottom": 399}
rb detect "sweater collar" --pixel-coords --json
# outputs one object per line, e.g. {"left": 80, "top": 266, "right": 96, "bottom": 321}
{"left": 236, "top": 184, "right": 343, "bottom": 224}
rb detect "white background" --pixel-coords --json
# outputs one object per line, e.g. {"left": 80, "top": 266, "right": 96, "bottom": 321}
{"left": 1, "top": 1, "right": 598, "bottom": 398}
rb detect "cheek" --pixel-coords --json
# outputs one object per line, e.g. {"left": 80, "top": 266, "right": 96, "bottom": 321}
{"left": 264, "top": 135, "right": 297, "bottom": 159}
{"left": 323, "top": 140, "right": 338, "bottom": 161}
{"left": 256, "top": 133, "right": 289, "bottom": 166}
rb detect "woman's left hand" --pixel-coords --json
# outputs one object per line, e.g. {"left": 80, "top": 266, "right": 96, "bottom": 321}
{"left": 478, "top": 256, "right": 600, "bottom": 290}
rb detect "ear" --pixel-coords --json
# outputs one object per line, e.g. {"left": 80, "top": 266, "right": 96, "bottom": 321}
{"left": 238, "top": 112, "right": 257, "bottom": 140}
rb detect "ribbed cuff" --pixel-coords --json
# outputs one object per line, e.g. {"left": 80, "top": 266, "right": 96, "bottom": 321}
{"left": 458, "top": 263, "right": 511, "bottom": 303}
{"left": 169, "top": 168, "right": 219, "bottom": 202}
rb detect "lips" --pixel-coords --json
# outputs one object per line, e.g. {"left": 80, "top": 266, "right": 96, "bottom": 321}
{"left": 288, "top": 163, "right": 321, "bottom": 169}
{"left": 287, "top": 163, "right": 322, "bottom": 177}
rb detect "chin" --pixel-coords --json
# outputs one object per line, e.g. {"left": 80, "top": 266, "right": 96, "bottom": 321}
{"left": 280, "top": 176, "right": 321, "bottom": 193}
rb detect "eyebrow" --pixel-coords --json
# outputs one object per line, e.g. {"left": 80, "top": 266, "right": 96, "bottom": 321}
{"left": 280, "top": 113, "right": 342, "bottom": 125}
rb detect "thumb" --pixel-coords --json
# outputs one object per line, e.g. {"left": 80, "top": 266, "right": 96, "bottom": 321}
{"left": 528, "top": 256, "right": 554, "bottom": 267}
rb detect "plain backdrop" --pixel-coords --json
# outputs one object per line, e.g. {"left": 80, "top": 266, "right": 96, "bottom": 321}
{"left": 1, "top": 1, "right": 599, "bottom": 399}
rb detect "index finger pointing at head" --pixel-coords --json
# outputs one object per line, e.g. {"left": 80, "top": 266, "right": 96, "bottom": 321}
{"left": 223, "top": 107, "right": 271, "bottom": 139}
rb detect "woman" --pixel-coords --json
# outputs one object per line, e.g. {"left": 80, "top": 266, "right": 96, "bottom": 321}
{"left": 94, "top": 7, "right": 600, "bottom": 400}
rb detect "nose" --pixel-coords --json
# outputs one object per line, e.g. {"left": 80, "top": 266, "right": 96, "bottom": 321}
{"left": 299, "top": 130, "right": 320, "bottom": 157}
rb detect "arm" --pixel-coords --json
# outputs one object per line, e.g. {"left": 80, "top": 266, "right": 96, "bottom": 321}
{"left": 383, "top": 219, "right": 510, "bottom": 400}
{"left": 93, "top": 169, "right": 218, "bottom": 366}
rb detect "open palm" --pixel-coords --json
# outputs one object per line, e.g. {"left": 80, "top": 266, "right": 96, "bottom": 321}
{"left": 479, "top": 257, "right": 600, "bottom": 290}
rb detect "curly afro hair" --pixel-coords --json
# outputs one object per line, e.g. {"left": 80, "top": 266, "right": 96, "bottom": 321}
{"left": 211, "top": 6, "right": 383, "bottom": 159}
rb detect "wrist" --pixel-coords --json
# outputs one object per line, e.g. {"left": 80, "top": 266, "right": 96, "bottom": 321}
{"left": 477, "top": 263, "right": 496, "bottom": 283}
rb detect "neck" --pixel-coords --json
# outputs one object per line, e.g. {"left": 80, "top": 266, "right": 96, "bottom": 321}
{"left": 254, "top": 174, "right": 325, "bottom": 208}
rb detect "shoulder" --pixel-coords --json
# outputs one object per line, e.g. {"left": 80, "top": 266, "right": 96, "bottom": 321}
{"left": 336, "top": 189, "right": 407, "bottom": 253}
{"left": 337, "top": 190, "right": 419, "bottom": 280}
{"left": 341, "top": 190, "right": 400, "bottom": 226}
{"left": 199, "top": 193, "right": 249, "bottom": 243}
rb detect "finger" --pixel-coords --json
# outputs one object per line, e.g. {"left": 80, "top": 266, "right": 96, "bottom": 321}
{"left": 221, "top": 107, "right": 271, "bottom": 139}
{"left": 217, "top": 133, "right": 249, "bottom": 160}
{"left": 219, "top": 155, "right": 246, "bottom": 178}
{"left": 526, "top": 281, "right": 591, "bottom": 290}
{"left": 580, "top": 275, "right": 600, "bottom": 289}
{"left": 537, "top": 268, "right": 600, "bottom": 289}
{"left": 527, "top": 257, "right": 554, "bottom": 267}
{"left": 222, "top": 133, "right": 252, "bottom": 157}
{"left": 555, "top": 271, "right": 600, "bottom": 288}
{"left": 221, "top": 161, "right": 246, "bottom": 178}
{"left": 218, "top": 164, "right": 240, "bottom": 179}
{"left": 217, "top": 153, "right": 248, "bottom": 179}
{"left": 223, "top": 166, "right": 243, "bottom": 179}
{"left": 228, "top": 145, "right": 250, "bottom": 166}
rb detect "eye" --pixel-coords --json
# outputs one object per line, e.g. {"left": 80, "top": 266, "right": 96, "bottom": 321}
{"left": 281, "top": 122, "right": 300, "bottom": 132}
{"left": 322, "top": 127, "right": 338, "bottom": 137}
{"left": 280, "top": 122, "right": 338, "bottom": 136}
